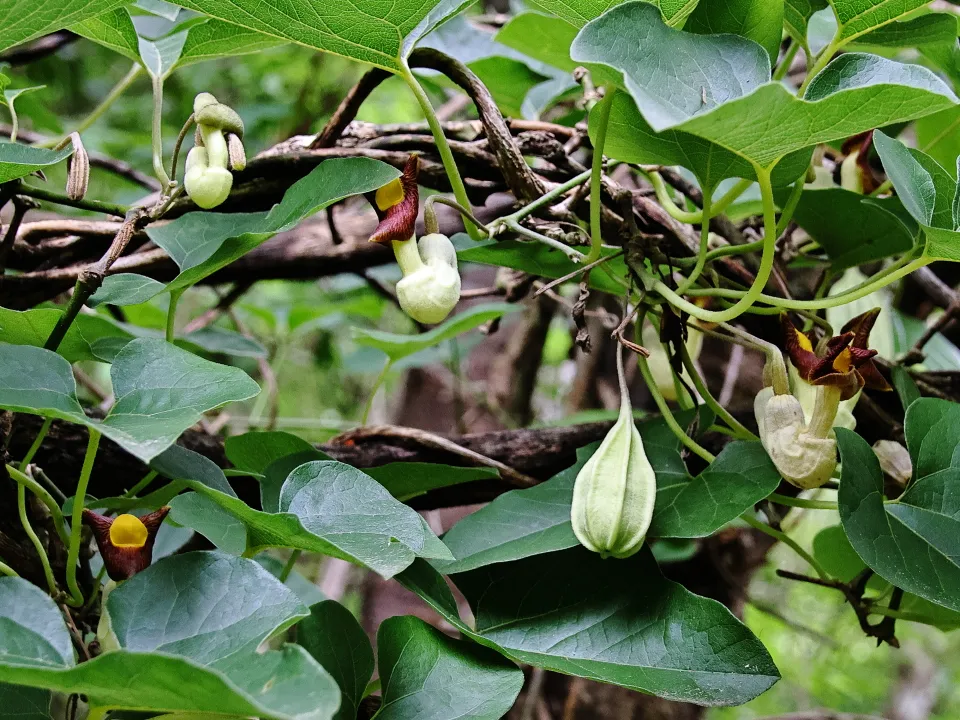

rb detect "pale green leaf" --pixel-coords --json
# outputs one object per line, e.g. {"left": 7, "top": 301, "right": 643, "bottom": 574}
{"left": 0, "top": 0, "right": 128, "bottom": 53}
{"left": 70, "top": 8, "right": 141, "bottom": 62}
{"left": 0, "top": 143, "right": 72, "bottom": 184}
{"left": 829, "top": 0, "right": 931, "bottom": 42}
{"left": 686, "top": 0, "right": 785, "bottom": 65}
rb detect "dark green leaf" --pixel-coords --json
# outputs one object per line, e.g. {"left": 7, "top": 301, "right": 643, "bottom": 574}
{"left": 891, "top": 365, "right": 921, "bottom": 412}
{"left": 686, "top": 0, "right": 785, "bottom": 66}
{"left": 0, "top": 307, "right": 134, "bottom": 363}
{"left": 0, "top": 0, "right": 128, "bottom": 53}
{"left": 526, "top": 0, "right": 623, "bottom": 28}
{"left": 812, "top": 524, "right": 868, "bottom": 582}
{"left": 87, "top": 273, "right": 167, "bottom": 307}
{"left": 838, "top": 427, "right": 960, "bottom": 613}
{"left": 225, "top": 430, "right": 318, "bottom": 477}
{"left": 903, "top": 398, "right": 960, "bottom": 478}
{"left": 376, "top": 616, "right": 524, "bottom": 720}
{"left": 168, "top": 491, "right": 247, "bottom": 554}
{"left": 366, "top": 462, "right": 499, "bottom": 501}
{"left": 297, "top": 601, "right": 374, "bottom": 720}
{"left": 179, "top": 18, "right": 287, "bottom": 66}
{"left": 0, "top": 143, "right": 72, "bottom": 184}
{"left": 0, "top": 684, "right": 50, "bottom": 720}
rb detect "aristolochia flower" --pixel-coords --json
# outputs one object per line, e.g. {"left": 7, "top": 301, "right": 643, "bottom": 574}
{"left": 82, "top": 507, "right": 170, "bottom": 581}
{"left": 370, "top": 156, "right": 461, "bottom": 324}
{"left": 755, "top": 310, "right": 890, "bottom": 489}
{"left": 184, "top": 92, "right": 245, "bottom": 209}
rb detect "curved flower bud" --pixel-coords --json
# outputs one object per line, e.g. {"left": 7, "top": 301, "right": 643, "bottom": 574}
{"left": 873, "top": 439, "right": 913, "bottom": 488}
{"left": 184, "top": 92, "right": 244, "bottom": 209}
{"left": 370, "top": 156, "right": 420, "bottom": 244}
{"left": 82, "top": 507, "right": 170, "bottom": 581}
{"left": 571, "top": 352, "right": 656, "bottom": 559}
{"left": 394, "top": 233, "right": 461, "bottom": 324}
{"left": 755, "top": 388, "right": 837, "bottom": 489}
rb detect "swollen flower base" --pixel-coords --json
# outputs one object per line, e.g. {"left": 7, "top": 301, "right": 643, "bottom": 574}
{"left": 184, "top": 92, "right": 245, "bottom": 209}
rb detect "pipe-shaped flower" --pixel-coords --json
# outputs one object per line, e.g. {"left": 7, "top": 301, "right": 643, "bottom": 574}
{"left": 184, "top": 92, "right": 245, "bottom": 209}
{"left": 571, "top": 354, "right": 656, "bottom": 559}
{"left": 369, "top": 155, "right": 420, "bottom": 244}
{"left": 82, "top": 507, "right": 170, "bottom": 581}
{"left": 394, "top": 233, "right": 461, "bottom": 324}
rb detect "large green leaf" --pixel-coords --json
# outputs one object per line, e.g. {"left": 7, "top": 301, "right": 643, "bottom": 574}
{"left": 87, "top": 273, "right": 168, "bottom": 307}
{"left": 0, "top": 0, "right": 127, "bottom": 53}
{"left": 0, "top": 684, "right": 50, "bottom": 720}
{"left": 837, "top": 427, "right": 960, "bottom": 613}
{"left": 0, "top": 340, "right": 260, "bottom": 462}
{"left": 375, "top": 616, "right": 524, "bottom": 720}
{"left": 148, "top": 158, "right": 398, "bottom": 294}
{"left": 171, "top": 0, "right": 474, "bottom": 72}
{"left": 829, "top": 0, "right": 932, "bottom": 42}
{"left": 903, "top": 398, "right": 960, "bottom": 477}
{"left": 70, "top": 7, "right": 141, "bottom": 62}
{"left": 225, "top": 430, "right": 318, "bottom": 477}
{"left": 526, "top": 0, "right": 623, "bottom": 27}
{"left": 573, "top": 3, "right": 957, "bottom": 170}
{"left": 297, "top": 601, "right": 374, "bottom": 720}
{"left": 686, "top": 0, "right": 785, "bottom": 66}
{"left": 0, "top": 307, "right": 133, "bottom": 363}
{"left": 399, "top": 548, "right": 779, "bottom": 706}
{"left": 178, "top": 18, "right": 287, "bottom": 66}
{"left": 352, "top": 302, "right": 520, "bottom": 362}
{"left": 0, "top": 143, "right": 72, "bottom": 184}
{"left": 157, "top": 446, "right": 445, "bottom": 578}
{"left": 873, "top": 130, "right": 960, "bottom": 261}
{"left": 0, "top": 555, "right": 340, "bottom": 720}
{"left": 367, "top": 462, "right": 499, "bottom": 501}
{"left": 916, "top": 107, "right": 960, "bottom": 180}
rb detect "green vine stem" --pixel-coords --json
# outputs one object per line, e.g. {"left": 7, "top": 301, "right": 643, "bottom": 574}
{"left": 775, "top": 174, "right": 806, "bottom": 237}
{"left": 424, "top": 195, "right": 489, "bottom": 236}
{"left": 124, "top": 470, "right": 158, "bottom": 499}
{"left": 15, "top": 181, "right": 130, "bottom": 217}
{"left": 768, "top": 492, "right": 838, "bottom": 510}
{"left": 646, "top": 172, "right": 751, "bottom": 225}
{"left": 503, "top": 218, "right": 585, "bottom": 260}
{"left": 0, "top": 560, "right": 17, "bottom": 577}
{"left": 675, "top": 184, "right": 713, "bottom": 295}
{"left": 362, "top": 359, "right": 393, "bottom": 426}
{"left": 65, "top": 429, "right": 101, "bottom": 607}
{"left": 494, "top": 169, "right": 592, "bottom": 227}
{"left": 166, "top": 288, "right": 184, "bottom": 342}
{"left": 17, "top": 483, "right": 58, "bottom": 596}
{"left": 741, "top": 512, "right": 831, "bottom": 579}
{"left": 151, "top": 75, "right": 172, "bottom": 188}
{"left": 645, "top": 163, "right": 780, "bottom": 323}
{"left": 279, "top": 549, "right": 302, "bottom": 583}
{"left": 773, "top": 40, "right": 800, "bottom": 82}
{"left": 401, "top": 63, "right": 480, "bottom": 240}
{"left": 6, "top": 465, "right": 69, "bottom": 547}
{"left": 42, "top": 63, "right": 143, "bottom": 148}
{"left": 586, "top": 88, "right": 615, "bottom": 264}
{"left": 677, "top": 341, "right": 757, "bottom": 441}
{"left": 863, "top": 604, "right": 940, "bottom": 625}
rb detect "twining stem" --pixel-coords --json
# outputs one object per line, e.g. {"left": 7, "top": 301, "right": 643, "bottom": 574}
{"left": 18, "top": 483, "right": 58, "bottom": 596}
{"left": 741, "top": 512, "right": 830, "bottom": 580}
{"left": 675, "top": 239, "right": 764, "bottom": 266}
{"left": 166, "top": 288, "right": 184, "bottom": 342}
{"left": 362, "top": 359, "right": 392, "bottom": 426}
{"left": 586, "top": 89, "right": 615, "bottom": 264}
{"left": 676, "top": 184, "right": 713, "bottom": 295}
{"left": 170, "top": 113, "right": 196, "bottom": 183}
{"left": 768, "top": 492, "right": 838, "bottom": 510}
{"left": 18, "top": 417, "right": 52, "bottom": 471}
{"left": 279, "top": 550, "right": 302, "bottom": 583}
{"left": 424, "top": 195, "right": 489, "bottom": 236}
{"left": 677, "top": 342, "right": 757, "bottom": 440}
{"left": 496, "top": 170, "right": 592, "bottom": 226}
{"left": 775, "top": 174, "right": 806, "bottom": 237}
{"left": 124, "top": 470, "right": 158, "bottom": 499}
{"left": 682, "top": 255, "right": 931, "bottom": 313}
{"left": 0, "top": 560, "right": 17, "bottom": 577}
{"left": 45, "top": 63, "right": 143, "bottom": 147}
{"left": 646, "top": 164, "right": 780, "bottom": 323}
{"left": 6, "top": 465, "right": 69, "bottom": 547}
{"left": 504, "top": 218, "right": 585, "bottom": 260}
{"left": 151, "top": 75, "right": 172, "bottom": 188}
{"left": 15, "top": 182, "right": 129, "bottom": 217}
{"left": 773, "top": 40, "right": 800, "bottom": 82}
{"left": 66, "top": 429, "right": 101, "bottom": 607}
{"left": 647, "top": 173, "right": 752, "bottom": 225}
{"left": 401, "top": 64, "right": 480, "bottom": 240}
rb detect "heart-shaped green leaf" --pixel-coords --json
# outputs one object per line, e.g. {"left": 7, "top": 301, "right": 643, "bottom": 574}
{"left": 376, "top": 616, "right": 524, "bottom": 720}
{"left": 88, "top": 273, "right": 168, "bottom": 307}
{"left": 0, "top": 339, "right": 260, "bottom": 462}
{"left": 903, "top": 398, "right": 960, "bottom": 478}
{"left": 0, "top": 0, "right": 128, "bottom": 53}
{"left": 0, "top": 143, "right": 72, "bottom": 184}
{"left": 399, "top": 548, "right": 779, "bottom": 706}
{"left": 838, "top": 427, "right": 960, "bottom": 613}
{"left": 0, "top": 554, "right": 340, "bottom": 720}
{"left": 297, "top": 601, "right": 374, "bottom": 720}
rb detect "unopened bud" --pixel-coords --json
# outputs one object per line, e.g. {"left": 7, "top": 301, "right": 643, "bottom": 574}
{"left": 872, "top": 439, "right": 912, "bottom": 487}
{"left": 63, "top": 132, "right": 89, "bottom": 201}
{"left": 226, "top": 133, "right": 246, "bottom": 171}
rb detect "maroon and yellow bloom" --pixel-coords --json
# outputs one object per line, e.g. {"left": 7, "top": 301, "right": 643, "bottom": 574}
{"left": 83, "top": 507, "right": 170, "bottom": 581}
{"left": 369, "top": 155, "right": 420, "bottom": 244}
{"left": 782, "top": 309, "right": 890, "bottom": 401}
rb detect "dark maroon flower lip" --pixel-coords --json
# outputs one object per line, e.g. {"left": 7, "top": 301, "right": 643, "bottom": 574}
{"left": 782, "top": 309, "right": 890, "bottom": 400}
{"left": 82, "top": 507, "right": 170, "bottom": 582}
{"left": 369, "top": 155, "right": 420, "bottom": 244}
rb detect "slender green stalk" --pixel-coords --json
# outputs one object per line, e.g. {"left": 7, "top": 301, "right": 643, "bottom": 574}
{"left": 775, "top": 175, "right": 806, "bottom": 237}
{"left": 677, "top": 343, "right": 757, "bottom": 440}
{"left": 166, "top": 289, "right": 184, "bottom": 342}
{"left": 18, "top": 417, "right": 52, "bottom": 471}
{"left": 151, "top": 75, "right": 172, "bottom": 188}
{"left": 505, "top": 219, "right": 585, "bottom": 260}
{"left": 676, "top": 184, "right": 713, "bottom": 295}
{"left": 16, "top": 182, "right": 129, "bottom": 217}
{"left": 649, "top": 171, "right": 702, "bottom": 223}
{"left": 82, "top": 566, "right": 108, "bottom": 613}
{"left": 496, "top": 170, "right": 592, "bottom": 226}
{"left": 0, "top": 560, "right": 17, "bottom": 577}
{"left": 647, "top": 164, "right": 779, "bottom": 323}
{"left": 65, "top": 429, "right": 101, "bottom": 607}
{"left": 680, "top": 255, "right": 931, "bottom": 313}
{"left": 279, "top": 550, "right": 302, "bottom": 583}
{"left": 586, "top": 89, "right": 615, "bottom": 264}
{"left": 798, "top": 36, "right": 841, "bottom": 96}
{"left": 741, "top": 512, "right": 830, "bottom": 579}
{"left": 18, "top": 484, "right": 58, "bottom": 596}
{"left": 124, "top": 470, "right": 158, "bottom": 499}
{"left": 401, "top": 64, "right": 480, "bottom": 240}
{"left": 773, "top": 40, "right": 800, "bottom": 82}
{"left": 7, "top": 103, "right": 18, "bottom": 142}
{"left": 6, "top": 465, "right": 69, "bottom": 547}
{"left": 362, "top": 360, "right": 392, "bottom": 426}
{"left": 675, "top": 239, "right": 764, "bottom": 266}
{"left": 636, "top": 347, "right": 716, "bottom": 464}
{"left": 863, "top": 604, "right": 940, "bottom": 625}
{"left": 46, "top": 63, "right": 143, "bottom": 146}
{"left": 768, "top": 492, "right": 838, "bottom": 510}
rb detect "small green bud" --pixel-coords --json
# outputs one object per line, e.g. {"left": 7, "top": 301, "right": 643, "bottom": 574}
{"left": 571, "top": 353, "right": 656, "bottom": 559}
{"left": 393, "top": 233, "right": 461, "bottom": 324}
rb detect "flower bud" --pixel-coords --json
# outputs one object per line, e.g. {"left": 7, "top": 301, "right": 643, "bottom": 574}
{"left": 394, "top": 233, "right": 461, "bottom": 324}
{"left": 64, "top": 132, "right": 89, "bottom": 201}
{"left": 873, "top": 439, "right": 912, "bottom": 488}
{"left": 571, "top": 357, "right": 656, "bottom": 559}
{"left": 755, "top": 388, "right": 837, "bottom": 489}
{"left": 82, "top": 507, "right": 170, "bottom": 581}
{"left": 226, "top": 133, "right": 246, "bottom": 171}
